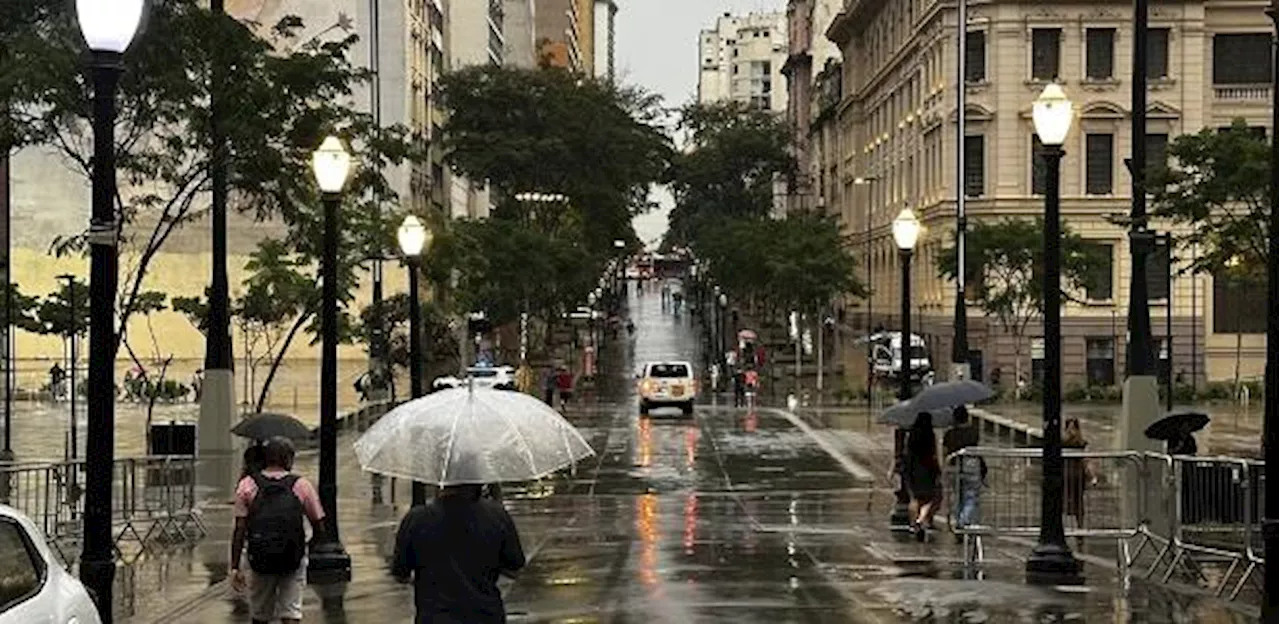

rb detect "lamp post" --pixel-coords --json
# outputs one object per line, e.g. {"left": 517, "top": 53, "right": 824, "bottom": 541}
{"left": 308, "top": 136, "right": 352, "bottom": 583}
{"left": 57, "top": 275, "right": 79, "bottom": 464}
{"left": 718, "top": 293, "right": 728, "bottom": 370}
{"left": 75, "top": 0, "right": 145, "bottom": 618}
{"left": 889, "top": 207, "right": 920, "bottom": 531}
{"left": 953, "top": 0, "right": 971, "bottom": 384}
{"left": 854, "top": 176, "right": 877, "bottom": 416}
{"left": 1263, "top": 2, "right": 1279, "bottom": 616}
{"left": 1026, "top": 83, "right": 1083, "bottom": 585}
{"left": 398, "top": 215, "right": 432, "bottom": 506}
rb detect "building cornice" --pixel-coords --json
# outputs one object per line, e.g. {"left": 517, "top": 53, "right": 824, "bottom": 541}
{"left": 825, "top": 10, "right": 855, "bottom": 48}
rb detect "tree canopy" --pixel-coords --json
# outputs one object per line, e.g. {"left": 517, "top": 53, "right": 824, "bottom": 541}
{"left": 1148, "top": 119, "right": 1271, "bottom": 276}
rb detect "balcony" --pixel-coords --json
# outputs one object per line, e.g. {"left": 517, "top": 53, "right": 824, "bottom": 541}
{"left": 1213, "top": 84, "right": 1270, "bottom": 102}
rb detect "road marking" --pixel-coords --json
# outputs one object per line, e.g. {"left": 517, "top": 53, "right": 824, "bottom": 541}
{"left": 762, "top": 407, "right": 876, "bottom": 481}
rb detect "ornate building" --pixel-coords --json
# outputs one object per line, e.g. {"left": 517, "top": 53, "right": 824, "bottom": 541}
{"left": 823, "top": 0, "right": 1273, "bottom": 385}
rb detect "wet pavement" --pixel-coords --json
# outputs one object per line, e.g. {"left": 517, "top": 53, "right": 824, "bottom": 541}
{"left": 118, "top": 285, "right": 1260, "bottom": 623}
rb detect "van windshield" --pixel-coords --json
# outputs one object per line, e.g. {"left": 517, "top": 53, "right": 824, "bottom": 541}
{"left": 649, "top": 364, "right": 690, "bottom": 378}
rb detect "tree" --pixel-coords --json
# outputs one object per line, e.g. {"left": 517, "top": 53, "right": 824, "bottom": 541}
{"left": 1148, "top": 120, "right": 1271, "bottom": 276}
{"left": 436, "top": 64, "right": 670, "bottom": 254}
{"left": 666, "top": 101, "right": 796, "bottom": 247}
{"left": 31, "top": 279, "right": 89, "bottom": 339}
{"left": 0, "top": 283, "right": 39, "bottom": 334}
{"left": 360, "top": 292, "right": 460, "bottom": 393}
{"left": 937, "top": 218, "right": 1108, "bottom": 389}
{"left": 10, "top": 1, "right": 419, "bottom": 359}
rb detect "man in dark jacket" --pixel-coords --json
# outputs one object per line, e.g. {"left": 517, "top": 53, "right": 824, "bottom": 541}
{"left": 393, "top": 484, "right": 526, "bottom": 623}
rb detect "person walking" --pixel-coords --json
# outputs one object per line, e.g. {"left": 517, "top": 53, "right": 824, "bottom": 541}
{"left": 230, "top": 437, "right": 328, "bottom": 624}
{"left": 1063, "top": 417, "right": 1097, "bottom": 545}
{"left": 906, "top": 412, "right": 942, "bottom": 542}
{"left": 731, "top": 368, "right": 745, "bottom": 408}
{"left": 942, "top": 407, "right": 984, "bottom": 542}
{"left": 542, "top": 366, "right": 557, "bottom": 406}
{"left": 393, "top": 483, "right": 526, "bottom": 623}
{"left": 554, "top": 366, "right": 574, "bottom": 410}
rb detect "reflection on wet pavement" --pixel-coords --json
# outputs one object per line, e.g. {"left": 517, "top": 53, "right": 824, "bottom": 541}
{"left": 119, "top": 285, "right": 1258, "bottom": 623}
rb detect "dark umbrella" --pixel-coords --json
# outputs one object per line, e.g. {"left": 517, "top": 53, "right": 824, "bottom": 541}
{"left": 231, "top": 412, "right": 313, "bottom": 441}
{"left": 1144, "top": 411, "right": 1210, "bottom": 441}
{"left": 908, "top": 380, "right": 993, "bottom": 412}
{"left": 877, "top": 403, "right": 955, "bottom": 428}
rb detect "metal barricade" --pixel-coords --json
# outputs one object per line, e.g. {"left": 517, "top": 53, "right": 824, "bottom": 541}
{"left": 0, "top": 455, "right": 205, "bottom": 562}
{"left": 947, "top": 446, "right": 1149, "bottom": 583}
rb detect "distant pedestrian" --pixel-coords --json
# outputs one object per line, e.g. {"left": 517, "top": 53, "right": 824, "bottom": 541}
{"left": 1062, "top": 418, "right": 1097, "bottom": 543}
{"left": 230, "top": 437, "right": 328, "bottom": 624}
{"left": 49, "top": 362, "right": 66, "bottom": 401}
{"left": 906, "top": 412, "right": 941, "bottom": 541}
{"left": 942, "top": 407, "right": 984, "bottom": 540}
{"left": 555, "top": 367, "right": 574, "bottom": 409}
{"left": 732, "top": 369, "right": 745, "bottom": 408}
{"left": 543, "top": 366, "right": 557, "bottom": 406}
{"left": 708, "top": 363, "right": 720, "bottom": 394}
{"left": 393, "top": 483, "right": 526, "bottom": 623}
{"left": 192, "top": 369, "right": 204, "bottom": 402}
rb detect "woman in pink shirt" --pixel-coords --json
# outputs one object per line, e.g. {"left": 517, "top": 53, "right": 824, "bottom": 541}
{"left": 230, "top": 437, "right": 328, "bottom": 624}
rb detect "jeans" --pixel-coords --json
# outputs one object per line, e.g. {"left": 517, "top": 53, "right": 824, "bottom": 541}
{"left": 954, "top": 476, "right": 981, "bottom": 528}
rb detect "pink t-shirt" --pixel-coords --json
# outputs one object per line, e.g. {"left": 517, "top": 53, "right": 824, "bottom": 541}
{"left": 233, "top": 469, "right": 326, "bottom": 523}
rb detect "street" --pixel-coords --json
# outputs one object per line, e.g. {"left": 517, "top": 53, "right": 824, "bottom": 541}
{"left": 118, "top": 286, "right": 1253, "bottom": 623}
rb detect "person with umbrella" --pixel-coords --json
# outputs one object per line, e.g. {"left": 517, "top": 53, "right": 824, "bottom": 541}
{"left": 942, "top": 406, "right": 984, "bottom": 541}
{"left": 906, "top": 412, "right": 942, "bottom": 541}
{"left": 392, "top": 480, "right": 526, "bottom": 623}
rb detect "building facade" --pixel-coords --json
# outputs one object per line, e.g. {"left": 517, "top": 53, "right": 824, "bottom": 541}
{"left": 783, "top": 0, "right": 845, "bottom": 214}
{"left": 824, "top": 0, "right": 1273, "bottom": 386}
{"left": 533, "top": 0, "right": 595, "bottom": 72}
{"left": 698, "top": 11, "right": 789, "bottom": 112}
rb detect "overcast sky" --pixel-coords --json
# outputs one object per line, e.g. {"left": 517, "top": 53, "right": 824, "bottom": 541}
{"left": 615, "top": 0, "right": 786, "bottom": 247}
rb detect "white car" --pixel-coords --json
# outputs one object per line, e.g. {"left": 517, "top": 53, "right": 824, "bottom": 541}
{"left": 433, "top": 366, "right": 517, "bottom": 392}
{"left": 638, "top": 361, "right": 697, "bottom": 415}
{"left": 0, "top": 504, "right": 100, "bottom": 624}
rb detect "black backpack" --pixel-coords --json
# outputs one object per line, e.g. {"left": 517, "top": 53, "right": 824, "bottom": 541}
{"left": 246, "top": 474, "right": 306, "bottom": 575}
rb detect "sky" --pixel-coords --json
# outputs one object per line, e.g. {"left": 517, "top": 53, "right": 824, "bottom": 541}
{"left": 615, "top": 0, "right": 786, "bottom": 248}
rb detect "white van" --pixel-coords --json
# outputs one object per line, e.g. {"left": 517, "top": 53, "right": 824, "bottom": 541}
{"left": 867, "top": 332, "right": 932, "bottom": 380}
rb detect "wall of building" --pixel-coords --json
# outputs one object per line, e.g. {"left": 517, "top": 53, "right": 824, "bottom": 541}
{"left": 698, "top": 11, "right": 789, "bottom": 112}
{"left": 824, "top": 0, "right": 1272, "bottom": 383}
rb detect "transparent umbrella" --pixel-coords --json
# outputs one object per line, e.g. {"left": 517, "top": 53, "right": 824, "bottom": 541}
{"left": 352, "top": 386, "right": 595, "bottom": 485}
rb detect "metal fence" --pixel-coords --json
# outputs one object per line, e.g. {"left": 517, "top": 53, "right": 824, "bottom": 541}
{"left": 0, "top": 455, "right": 206, "bottom": 562}
{"left": 946, "top": 447, "right": 1267, "bottom": 604}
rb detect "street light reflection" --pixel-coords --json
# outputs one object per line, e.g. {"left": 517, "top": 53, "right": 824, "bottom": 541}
{"left": 636, "top": 492, "right": 659, "bottom": 588}
{"left": 683, "top": 492, "right": 698, "bottom": 555}
{"left": 637, "top": 417, "right": 652, "bottom": 468}
{"left": 744, "top": 408, "right": 758, "bottom": 433}
{"left": 684, "top": 424, "right": 699, "bottom": 468}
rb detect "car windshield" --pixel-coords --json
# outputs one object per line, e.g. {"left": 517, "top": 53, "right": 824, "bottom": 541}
{"left": 649, "top": 364, "right": 689, "bottom": 378}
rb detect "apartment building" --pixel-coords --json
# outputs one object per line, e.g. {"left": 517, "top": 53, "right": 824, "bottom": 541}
{"left": 782, "top": 0, "right": 844, "bottom": 213}
{"left": 698, "top": 11, "right": 789, "bottom": 112}
{"left": 823, "top": 0, "right": 1273, "bottom": 385}
{"left": 534, "top": 0, "right": 595, "bottom": 73}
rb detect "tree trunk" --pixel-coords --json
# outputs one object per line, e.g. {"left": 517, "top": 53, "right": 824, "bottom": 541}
{"left": 1012, "top": 333, "right": 1024, "bottom": 401}
{"left": 254, "top": 310, "right": 313, "bottom": 414}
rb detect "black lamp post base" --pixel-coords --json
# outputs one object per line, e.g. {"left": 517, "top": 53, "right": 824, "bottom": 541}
{"left": 306, "top": 541, "right": 351, "bottom": 585}
{"left": 1026, "top": 543, "right": 1083, "bottom": 586}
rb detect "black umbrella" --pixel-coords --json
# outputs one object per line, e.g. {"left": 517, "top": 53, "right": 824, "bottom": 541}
{"left": 231, "top": 412, "right": 313, "bottom": 441}
{"left": 1144, "top": 411, "right": 1210, "bottom": 441}
{"left": 908, "top": 380, "right": 993, "bottom": 412}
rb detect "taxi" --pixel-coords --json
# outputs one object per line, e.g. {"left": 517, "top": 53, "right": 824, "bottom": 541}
{"left": 637, "top": 361, "right": 697, "bottom": 416}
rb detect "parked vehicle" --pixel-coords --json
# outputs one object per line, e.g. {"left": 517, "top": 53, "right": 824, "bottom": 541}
{"left": 0, "top": 504, "right": 101, "bottom": 624}
{"left": 637, "top": 361, "right": 697, "bottom": 416}
{"left": 867, "top": 332, "right": 932, "bottom": 381}
{"left": 432, "top": 365, "right": 517, "bottom": 392}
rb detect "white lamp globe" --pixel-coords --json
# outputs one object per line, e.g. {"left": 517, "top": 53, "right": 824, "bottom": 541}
{"left": 891, "top": 208, "right": 921, "bottom": 251}
{"left": 312, "top": 136, "right": 352, "bottom": 194}
{"left": 587, "top": 292, "right": 597, "bottom": 306}
{"left": 1032, "top": 83, "right": 1074, "bottom": 147}
{"left": 613, "top": 239, "right": 625, "bottom": 249}
{"left": 77, "top": 0, "right": 145, "bottom": 54}
{"left": 397, "top": 216, "right": 429, "bottom": 257}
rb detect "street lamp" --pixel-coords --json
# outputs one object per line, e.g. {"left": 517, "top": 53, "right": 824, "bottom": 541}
{"left": 308, "top": 135, "right": 352, "bottom": 583}
{"left": 718, "top": 292, "right": 728, "bottom": 370}
{"left": 889, "top": 206, "right": 920, "bottom": 531}
{"left": 1026, "top": 83, "right": 1082, "bottom": 585}
{"left": 1264, "top": 3, "right": 1279, "bottom": 616}
{"left": 398, "top": 215, "right": 432, "bottom": 506}
{"left": 75, "top": 1, "right": 145, "bottom": 619}
{"left": 854, "top": 176, "right": 878, "bottom": 417}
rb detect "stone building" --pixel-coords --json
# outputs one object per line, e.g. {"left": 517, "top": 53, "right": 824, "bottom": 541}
{"left": 698, "top": 11, "right": 790, "bottom": 112}
{"left": 822, "top": 0, "right": 1273, "bottom": 386}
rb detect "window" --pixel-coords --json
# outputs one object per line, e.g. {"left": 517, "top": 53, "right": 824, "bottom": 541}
{"left": 965, "top": 30, "right": 986, "bottom": 82}
{"left": 1031, "top": 135, "right": 1047, "bottom": 195}
{"left": 1145, "top": 133, "right": 1169, "bottom": 171}
{"left": 1085, "top": 133, "right": 1114, "bottom": 194}
{"left": 0, "top": 520, "right": 43, "bottom": 613}
{"left": 963, "top": 135, "right": 985, "bottom": 197}
{"left": 648, "top": 364, "right": 690, "bottom": 378}
{"left": 1146, "top": 235, "right": 1171, "bottom": 300}
{"left": 1031, "top": 338, "right": 1046, "bottom": 384}
{"left": 1031, "top": 28, "right": 1061, "bottom": 80}
{"left": 1213, "top": 34, "right": 1272, "bottom": 84}
{"left": 1081, "top": 242, "right": 1114, "bottom": 300}
{"left": 1148, "top": 28, "right": 1170, "bottom": 78}
{"left": 1212, "top": 268, "right": 1266, "bottom": 334}
{"left": 1085, "top": 338, "right": 1116, "bottom": 386}
{"left": 1086, "top": 28, "right": 1116, "bottom": 79}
